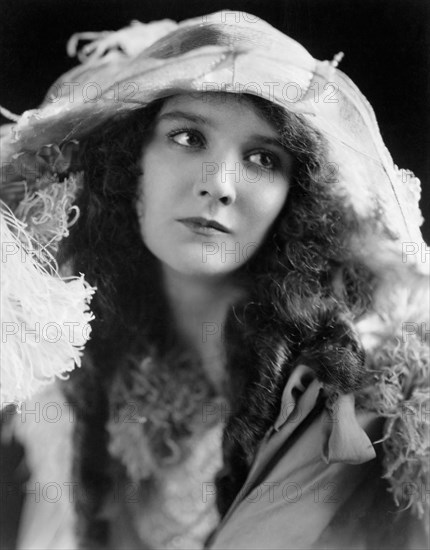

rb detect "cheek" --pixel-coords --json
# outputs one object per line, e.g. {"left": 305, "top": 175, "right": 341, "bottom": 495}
{"left": 247, "top": 180, "right": 290, "bottom": 234}
{"left": 137, "top": 179, "right": 163, "bottom": 241}
{"left": 135, "top": 187, "right": 147, "bottom": 238}
{"left": 137, "top": 151, "right": 170, "bottom": 232}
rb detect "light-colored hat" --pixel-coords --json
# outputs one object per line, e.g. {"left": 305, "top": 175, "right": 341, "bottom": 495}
{"left": 2, "top": 10, "right": 425, "bottom": 246}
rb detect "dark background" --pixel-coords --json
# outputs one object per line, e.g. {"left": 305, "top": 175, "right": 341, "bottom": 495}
{"left": 0, "top": 1, "right": 429, "bottom": 548}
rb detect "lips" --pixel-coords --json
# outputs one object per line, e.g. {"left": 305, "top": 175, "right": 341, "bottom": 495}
{"left": 177, "top": 217, "right": 231, "bottom": 234}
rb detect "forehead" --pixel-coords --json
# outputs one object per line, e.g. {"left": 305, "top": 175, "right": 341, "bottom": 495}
{"left": 158, "top": 92, "right": 279, "bottom": 134}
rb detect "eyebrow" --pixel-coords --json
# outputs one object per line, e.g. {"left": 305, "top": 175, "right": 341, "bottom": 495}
{"left": 157, "top": 110, "right": 286, "bottom": 152}
{"left": 157, "top": 111, "right": 211, "bottom": 126}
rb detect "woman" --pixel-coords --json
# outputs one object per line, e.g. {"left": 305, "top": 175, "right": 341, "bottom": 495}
{"left": 1, "top": 10, "right": 428, "bottom": 550}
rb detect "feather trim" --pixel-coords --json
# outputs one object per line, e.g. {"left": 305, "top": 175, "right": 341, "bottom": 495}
{"left": 106, "top": 350, "right": 224, "bottom": 482}
{"left": 356, "top": 283, "right": 430, "bottom": 524}
{"left": 0, "top": 200, "right": 95, "bottom": 408}
{"left": 14, "top": 171, "right": 82, "bottom": 260}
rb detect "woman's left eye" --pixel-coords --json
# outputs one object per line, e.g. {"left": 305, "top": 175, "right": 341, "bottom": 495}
{"left": 167, "top": 128, "right": 204, "bottom": 148}
{"left": 248, "top": 151, "right": 278, "bottom": 170}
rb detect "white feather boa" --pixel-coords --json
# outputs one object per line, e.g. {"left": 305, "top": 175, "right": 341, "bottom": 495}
{"left": 0, "top": 177, "right": 95, "bottom": 408}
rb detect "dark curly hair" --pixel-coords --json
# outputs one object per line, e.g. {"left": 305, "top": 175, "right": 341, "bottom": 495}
{"left": 58, "top": 93, "right": 377, "bottom": 548}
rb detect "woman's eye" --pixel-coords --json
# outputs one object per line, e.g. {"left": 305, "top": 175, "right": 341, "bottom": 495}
{"left": 248, "top": 151, "right": 278, "bottom": 171}
{"left": 167, "top": 128, "right": 204, "bottom": 148}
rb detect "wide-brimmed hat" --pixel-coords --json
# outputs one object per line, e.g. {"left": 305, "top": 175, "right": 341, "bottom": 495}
{"left": 1, "top": 10, "right": 426, "bottom": 254}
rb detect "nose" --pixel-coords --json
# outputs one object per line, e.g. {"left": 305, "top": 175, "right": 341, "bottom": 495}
{"left": 194, "top": 153, "right": 238, "bottom": 206}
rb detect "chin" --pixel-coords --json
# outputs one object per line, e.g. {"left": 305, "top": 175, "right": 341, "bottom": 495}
{"left": 165, "top": 253, "right": 244, "bottom": 279}
{"left": 144, "top": 238, "right": 248, "bottom": 279}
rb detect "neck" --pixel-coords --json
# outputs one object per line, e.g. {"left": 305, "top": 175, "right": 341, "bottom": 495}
{"left": 161, "top": 266, "right": 245, "bottom": 379}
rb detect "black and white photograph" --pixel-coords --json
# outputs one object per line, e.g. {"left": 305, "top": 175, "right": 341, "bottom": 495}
{"left": 1, "top": 1, "right": 429, "bottom": 549}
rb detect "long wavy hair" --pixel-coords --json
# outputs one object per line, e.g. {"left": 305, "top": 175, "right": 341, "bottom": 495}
{"left": 58, "top": 93, "right": 377, "bottom": 548}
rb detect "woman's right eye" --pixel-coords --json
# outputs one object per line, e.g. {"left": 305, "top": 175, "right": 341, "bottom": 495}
{"left": 167, "top": 128, "right": 204, "bottom": 148}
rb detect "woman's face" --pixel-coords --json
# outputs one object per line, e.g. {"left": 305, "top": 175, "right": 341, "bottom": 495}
{"left": 137, "top": 92, "right": 293, "bottom": 278}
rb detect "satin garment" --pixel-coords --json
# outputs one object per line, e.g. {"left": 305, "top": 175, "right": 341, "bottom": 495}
{"left": 208, "top": 365, "right": 429, "bottom": 550}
